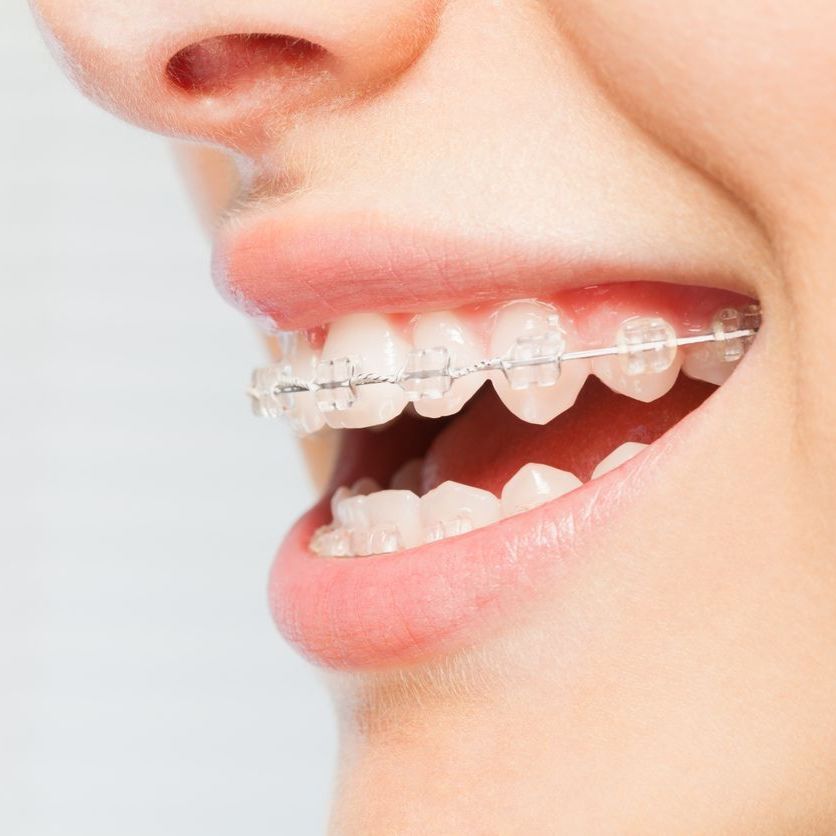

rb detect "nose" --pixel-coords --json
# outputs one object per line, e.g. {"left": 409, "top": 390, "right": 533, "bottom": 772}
{"left": 31, "top": 0, "right": 441, "bottom": 148}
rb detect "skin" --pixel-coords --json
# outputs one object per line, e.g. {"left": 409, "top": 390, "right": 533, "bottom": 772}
{"left": 29, "top": 0, "right": 836, "bottom": 831}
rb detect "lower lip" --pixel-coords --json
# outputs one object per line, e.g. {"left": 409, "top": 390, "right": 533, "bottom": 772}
{"left": 268, "top": 378, "right": 729, "bottom": 670}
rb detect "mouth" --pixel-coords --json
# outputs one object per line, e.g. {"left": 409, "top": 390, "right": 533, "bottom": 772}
{"left": 246, "top": 266, "right": 761, "bottom": 668}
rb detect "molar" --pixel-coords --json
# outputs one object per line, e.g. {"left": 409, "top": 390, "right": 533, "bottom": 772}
{"left": 410, "top": 311, "right": 487, "bottom": 418}
{"left": 318, "top": 313, "right": 410, "bottom": 429}
{"left": 420, "top": 481, "right": 501, "bottom": 543}
{"left": 500, "top": 463, "right": 582, "bottom": 517}
{"left": 489, "top": 301, "right": 589, "bottom": 424}
{"left": 590, "top": 442, "right": 648, "bottom": 479}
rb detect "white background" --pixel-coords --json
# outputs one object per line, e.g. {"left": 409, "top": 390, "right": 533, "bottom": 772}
{"left": 0, "top": 5, "right": 336, "bottom": 834}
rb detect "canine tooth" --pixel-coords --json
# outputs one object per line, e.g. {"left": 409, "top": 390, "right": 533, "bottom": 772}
{"left": 420, "top": 481, "right": 500, "bottom": 543}
{"left": 411, "top": 311, "right": 487, "bottom": 418}
{"left": 320, "top": 313, "right": 410, "bottom": 429}
{"left": 364, "top": 490, "right": 423, "bottom": 549}
{"left": 490, "top": 301, "right": 589, "bottom": 424}
{"left": 500, "top": 463, "right": 582, "bottom": 517}
{"left": 591, "top": 442, "right": 648, "bottom": 479}
{"left": 593, "top": 316, "right": 681, "bottom": 403}
{"left": 390, "top": 458, "right": 424, "bottom": 493}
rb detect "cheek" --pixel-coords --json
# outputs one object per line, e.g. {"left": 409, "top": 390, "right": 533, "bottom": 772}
{"left": 552, "top": 0, "right": 836, "bottom": 232}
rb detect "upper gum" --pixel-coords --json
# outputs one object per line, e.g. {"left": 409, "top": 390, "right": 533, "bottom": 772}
{"left": 295, "top": 283, "right": 754, "bottom": 353}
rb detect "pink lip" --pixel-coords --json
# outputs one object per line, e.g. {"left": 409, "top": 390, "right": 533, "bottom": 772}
{"left": 214, "top": 210, "right": 752, "bottom": 332}
{"left": 269, "top": 383, "right": 726, "bottom": 670}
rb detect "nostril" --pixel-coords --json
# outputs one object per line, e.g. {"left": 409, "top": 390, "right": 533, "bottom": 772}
{"left": 165, "top": 34, "right": 328, "bottom": 96}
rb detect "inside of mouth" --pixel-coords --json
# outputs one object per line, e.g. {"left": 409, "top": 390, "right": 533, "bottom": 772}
{"left": 253, "top": 282, "right": 760, "bottom": 558}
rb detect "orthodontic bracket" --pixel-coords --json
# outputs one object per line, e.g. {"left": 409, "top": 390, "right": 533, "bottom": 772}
{"left": 248, "top": 305, "right": 760, "bottom": 416}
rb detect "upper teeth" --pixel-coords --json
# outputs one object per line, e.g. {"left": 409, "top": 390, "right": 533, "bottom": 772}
{"left": 312, "top": 442, "right": 648, "bottom": 558}
{"left": 250, "top": 302, "right": 760, "bottom": 432}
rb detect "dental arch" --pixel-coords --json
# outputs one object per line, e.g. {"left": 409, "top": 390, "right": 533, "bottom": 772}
{"left": 249, "top": 303, "right": 761, "bottom": 425}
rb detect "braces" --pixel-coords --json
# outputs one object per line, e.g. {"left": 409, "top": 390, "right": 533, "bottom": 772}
{"left": 249, "top": 305, "right": 761, "bottom": 419}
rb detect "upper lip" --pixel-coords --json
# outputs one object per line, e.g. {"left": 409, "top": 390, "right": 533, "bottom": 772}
{"left": 212, "top": 205, "right": 757, "bottom": 333}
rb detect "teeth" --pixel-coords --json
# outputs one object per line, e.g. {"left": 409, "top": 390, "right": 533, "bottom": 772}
{"left": 322, "top": 486, "right": 422, "bottom": 557}
{"left": 682, "top": 343, "right": 735, "bottom": 385}
{"left": 364, "top": 490, "right": 423, "bottom": 549}
{"left": 410, "top": 311, "right": 488, "bottom": 418}
{"left": 500, "top": 463, "right": 582, "bottom": 516}
{"left": 250, "top": 332, "right": 326, "bottom": 435}
{"left": 314, "top": 443, "right": 654, "bottom": 556}
{"left": 319, "top": 313, "right": 410, "bottom": 429}
{"left": 590, "top": 442, "right": 648, "bottom": 479}
{"left": 420, "top": 481, "right": 501, "bottom": 543}
{"left": 592, "top": 316, "right": 681, "bottom": 403}
{"left": 489, "top": 301, "right": 589, "bottom": 424}
{"left": 351, "top": 477, "right": 381, "bottom": 495}
{"left": 390, "top": 458, "right": 423, "bottom": 492}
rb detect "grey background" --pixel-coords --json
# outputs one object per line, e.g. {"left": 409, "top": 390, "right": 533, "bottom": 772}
{"left": 1, "top": 5, "right": 336, "bottom": 834}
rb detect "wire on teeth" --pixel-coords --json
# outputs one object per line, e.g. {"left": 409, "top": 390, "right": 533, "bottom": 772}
{"left": 248, "top": 304, "right": 761, "bottom": 419}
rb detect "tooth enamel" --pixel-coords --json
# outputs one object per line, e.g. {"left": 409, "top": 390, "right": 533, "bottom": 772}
{"left": 593, "top": 316, "right": 682, "bottom": 403}
{"left": 682, "top": 343, "right": 735, "bottom": 386}
{"left": 319, "top": 313, "right": 410, "bottom": 429}
{"left": 591, "top": 442, "right": 648, "bottom": 479}
{"left": 330, "top": 486, "right": 353, "bottom": 521}
{"left": 277, "top": 333, "right": 326, "bottom": 435}
{"left": 489, "top": 301, "right": 589, "bottom": 424}
{"left": 334, "top": 493, "right": 373, "bottom": 530}
{"left": 410, "top": 311, "right": 487, "bottom": 418}
{"left": 390, "top": 458, "right": 424, "bottom": 493}
{"left": 500, "top": 463, "right": 582, "bottom": 517}
{"left": 420, "top": 481, "right": 501, "bottom": 543}
{"left": 310, "top": 526, "right": 353, "bottom": 558}
{"left": 363, "top": 490, "right": 423, "bottom": 549}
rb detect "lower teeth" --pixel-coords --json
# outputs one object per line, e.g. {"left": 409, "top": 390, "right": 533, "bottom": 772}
{"left": 311, "top": 443, "right": 647, "bottom": 558}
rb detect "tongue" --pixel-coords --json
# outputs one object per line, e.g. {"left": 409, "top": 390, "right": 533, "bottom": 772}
{"left": 420, "top": 375, "right": 715, "bottom": 495}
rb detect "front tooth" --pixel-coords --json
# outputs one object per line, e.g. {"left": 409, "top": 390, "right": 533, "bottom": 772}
{"left": 489, "top": 301, "right": 589, "bottom": 424}
{"left": 500, "top": 463, "right": 582, "bottom": 517}
{"left": 590, "top": 442, "right": 648, "bottom": 479}
{"left": 420, "top": 481, "right": 501, "bottom": 543}
{"left": 319, "top": 313, "right": 410, "bottom": 429}
{"left": 281, "top": 332, "right": 326, "bottom": 436}
{"left": 410, "top": 311, "right": 487, "bottom": 418}
{"left": 311, "top": 526, "right": 353, "bottom": 557}
{"left": 593, "top": 316, "right": 681, "bottom": 402}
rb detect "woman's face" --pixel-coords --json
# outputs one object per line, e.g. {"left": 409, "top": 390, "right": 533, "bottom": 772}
{"left": 31, "top": 0, "right": 836, "bottom": 829}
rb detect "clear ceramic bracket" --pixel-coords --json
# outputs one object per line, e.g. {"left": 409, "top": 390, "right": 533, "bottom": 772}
{"left": 248, "top": 304, "right": 761, "bottom": 419}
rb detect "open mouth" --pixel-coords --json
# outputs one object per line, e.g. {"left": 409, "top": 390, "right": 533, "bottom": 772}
{"left": 251, "top": 282, "right": 759, "bottom": 560}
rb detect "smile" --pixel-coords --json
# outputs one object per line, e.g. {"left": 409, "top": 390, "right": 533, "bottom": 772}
{"left": 220, "top": 210, "right": 767, "bottom": 669}
{"left": 250, "top": 286, "right": 759, "bottom": 559}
